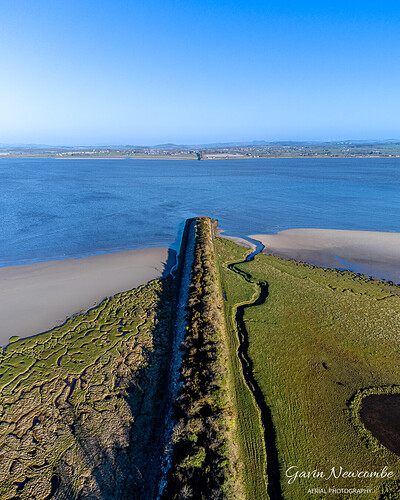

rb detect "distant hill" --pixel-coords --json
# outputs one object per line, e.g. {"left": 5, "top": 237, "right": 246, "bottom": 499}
{"left": 1, "top": 139, "right": 399, "bottom": 151}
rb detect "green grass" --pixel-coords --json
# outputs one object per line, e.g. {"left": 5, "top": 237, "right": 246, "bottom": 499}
{"left": 3, "top": 229, "right": 400, "bottom": 499}
{"left": 215, "top": 237, "right": 400, "bottom": 500}
{"left": 215, "top": 238, "right": 269, "bottom": 500}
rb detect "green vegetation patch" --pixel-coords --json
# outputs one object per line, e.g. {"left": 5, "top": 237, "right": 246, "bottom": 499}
{"left": 215, "top": 238, "right": 269, "bottom": 500}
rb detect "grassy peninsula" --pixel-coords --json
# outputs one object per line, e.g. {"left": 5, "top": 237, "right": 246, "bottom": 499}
{"left": 215, "top": 237, "right": 400, "bottom": 499}
{"left": 1, "top": 218, "right": 400, "bottom": 499}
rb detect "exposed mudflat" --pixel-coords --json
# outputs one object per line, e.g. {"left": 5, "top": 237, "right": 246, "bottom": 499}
{"left": 360, "top": 394, "right": 400, "bottom": 456}
{"left": 251, "top": 229, "right": 400, "bottom": 283}
{"left": 0, "top": 247, "right": 175, "bottom": 343}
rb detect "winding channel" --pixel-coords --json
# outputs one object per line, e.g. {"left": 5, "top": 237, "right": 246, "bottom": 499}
{"left": 227, "top": 245, "right": 283, "bottom": 500}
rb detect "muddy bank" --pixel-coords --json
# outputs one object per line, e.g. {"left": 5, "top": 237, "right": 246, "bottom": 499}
{"left": 0, "top": 278, "right": 175, "bottom": 499}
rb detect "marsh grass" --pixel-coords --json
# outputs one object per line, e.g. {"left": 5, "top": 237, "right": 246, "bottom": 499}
{"left": 0, "top": 277, "right": 174, "bottom": 499}
{"left": 215, "top": 238, "right": 269, "bottom": 500}
{"left": 2, "top": 229, "right": 399, "bottom": 499}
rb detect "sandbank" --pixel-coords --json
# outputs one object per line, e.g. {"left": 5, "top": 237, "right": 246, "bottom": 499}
{"left": 249, "top": 229, "right": 400, "bottom": 284}
{"left": 0, "top": 247, "right": 175, "bottom": 345}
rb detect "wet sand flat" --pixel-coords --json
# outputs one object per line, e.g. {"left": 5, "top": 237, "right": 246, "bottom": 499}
{"left": 0, "top": 247, "right": 174, "bottom": 344}
{"left": 250, "top": 229, "right": 400, "bottom": 283}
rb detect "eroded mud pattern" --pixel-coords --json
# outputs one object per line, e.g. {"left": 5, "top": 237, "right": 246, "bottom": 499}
{"left": 0, "top": 278, "right": 173, "bottom": 499}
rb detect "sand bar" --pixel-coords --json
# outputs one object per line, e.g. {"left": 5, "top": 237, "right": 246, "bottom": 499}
{"left": 0, "top": 247, "right": 175, "bottom": 345}
{"left": 250, "top": 229, "right": 400, "bottom": 284}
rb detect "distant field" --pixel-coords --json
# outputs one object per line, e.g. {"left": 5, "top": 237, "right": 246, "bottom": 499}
{"left": 215, "top": 237, "right": 400, "bottom": 499}
{"left": 3, "top": 141, "right": 400, "bottom": 159}
{"left": 0, "top": 277, "right": 174, "bottom": 499}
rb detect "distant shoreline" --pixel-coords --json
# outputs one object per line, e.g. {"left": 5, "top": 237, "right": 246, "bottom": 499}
{"left": 2, "top": 155, "right": 400, "bottom": 160}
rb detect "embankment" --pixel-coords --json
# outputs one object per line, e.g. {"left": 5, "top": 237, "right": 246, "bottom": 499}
{"left": 157, "top": 217, "right": 197, "bottom": 495}
{"left": 161, "top": 217, "right": 242, "bottom": 498}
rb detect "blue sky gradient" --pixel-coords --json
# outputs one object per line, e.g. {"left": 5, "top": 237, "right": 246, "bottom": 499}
{"left": 1, "top": 0, "right": 399, "bottom": 144}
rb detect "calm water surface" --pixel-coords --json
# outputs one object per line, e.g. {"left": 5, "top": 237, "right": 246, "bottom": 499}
{"left": 0, "top": 158, "right": 399, "bottom": 267}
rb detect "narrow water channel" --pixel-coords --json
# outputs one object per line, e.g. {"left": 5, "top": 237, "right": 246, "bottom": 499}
{"left": 228, "top": 243, "right": 283, "bottom": 500}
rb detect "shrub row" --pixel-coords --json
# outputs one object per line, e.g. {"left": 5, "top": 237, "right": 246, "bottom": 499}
{"left": 162, "top": 218, "right": 236, "bottom": 500}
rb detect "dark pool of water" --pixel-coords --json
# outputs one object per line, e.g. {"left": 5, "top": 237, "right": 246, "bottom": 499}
{"left": 360, "top": 394, "right": 400, "bottom": 456}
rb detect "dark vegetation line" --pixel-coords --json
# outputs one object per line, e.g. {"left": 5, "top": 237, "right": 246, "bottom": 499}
{"left": 227, "top": 260, "right": 283, "bottom": 500}
{"left": 162, "top": 217, "right": 238, "bottom": 499}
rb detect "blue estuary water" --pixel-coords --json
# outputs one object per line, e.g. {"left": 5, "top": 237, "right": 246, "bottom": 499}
{"left": 0, "top": 157, "right": 399, "bottom": 267}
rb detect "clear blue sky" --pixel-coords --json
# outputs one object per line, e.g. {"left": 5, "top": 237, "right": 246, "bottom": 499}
{"left": 1, "top": 0, "right": 400, "bottom": 145}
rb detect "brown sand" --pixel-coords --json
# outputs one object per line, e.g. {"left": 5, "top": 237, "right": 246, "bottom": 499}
{"left": 249, "top": 229, "right": 400, "bottom": 283}
{"left": 0, "top": 247, "right": 175, "bottom": 345}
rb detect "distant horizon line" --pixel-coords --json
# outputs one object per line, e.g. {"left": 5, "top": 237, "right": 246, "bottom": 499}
{"left": 1, "top": 138, "right": 400, "bottom": 149}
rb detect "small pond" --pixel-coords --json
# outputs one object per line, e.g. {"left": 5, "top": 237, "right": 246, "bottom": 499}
{"left": 360, "top": 394, "right": 400, "bottom": 456}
